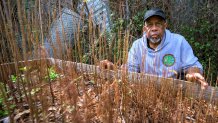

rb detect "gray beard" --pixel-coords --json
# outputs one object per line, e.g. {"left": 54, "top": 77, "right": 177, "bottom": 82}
{"left": 148, "top": 37, "right": 161, "bottom": 43}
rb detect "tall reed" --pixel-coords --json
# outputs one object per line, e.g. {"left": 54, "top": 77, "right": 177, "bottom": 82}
{"left": 0, "top": 1, "right": 218, "bottom": 122}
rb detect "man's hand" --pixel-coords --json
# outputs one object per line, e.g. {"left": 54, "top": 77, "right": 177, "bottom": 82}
{"left": 186, "top": 73, "right": 208, "bottom": 89}
{"left": 99, "top": 60, "right": 115, "bottom": 70}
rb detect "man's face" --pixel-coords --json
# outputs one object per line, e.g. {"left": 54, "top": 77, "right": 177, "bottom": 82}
{"left": 143, "top": 16, "right": 167, "bottom": 44}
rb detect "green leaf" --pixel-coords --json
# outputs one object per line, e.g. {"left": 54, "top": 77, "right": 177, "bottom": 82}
{"left": 19, "top": 66, "right": 27, "bottom": 71}
{"left": 10, "top": 75, "right": 17, "bottom": 83}
{"left": 45, "top": 67, "right": 59, "bottom": 81}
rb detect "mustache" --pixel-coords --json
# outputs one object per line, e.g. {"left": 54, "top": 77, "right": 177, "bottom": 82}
{"left": 150, "top": 31, "right": 160, "bottom": 36}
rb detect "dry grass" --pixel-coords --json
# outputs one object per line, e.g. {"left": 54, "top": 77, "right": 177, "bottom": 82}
{"left": 1, "top": 60, "right": 218, "bottom": 122}
{"left": 0, "top": 0, "right": 218, "bottom": 123}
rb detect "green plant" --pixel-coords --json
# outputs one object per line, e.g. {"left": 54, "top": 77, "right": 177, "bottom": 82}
{"left": 0, "top": 96, "right": 8, "bottom": 118}
{"left": 0, "top": 84, "right": 9, "bottom": 118}
{"left": 19, "top": 66, "right": 27, "bottom": 71}
{"left": 10, "top": 67, "right": 28, "bottom": 83}
{"left": 47, "top": 67, "right": 59, "bottom": 81}
{"left": 10, "top": 75, "right": 17, "bottom": 83}
{"left": 131, "top": 9, "right": 147, "bottom": 38}
{"left": 180, "top": 20, "right": 218, "bottom": 85}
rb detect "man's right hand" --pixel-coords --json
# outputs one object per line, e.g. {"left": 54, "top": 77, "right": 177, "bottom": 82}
{"left": 99, "top": 60, "right": 128, "bottom": 72}
{"left": 99, "top": 60, "right": 115, "bottom": 70}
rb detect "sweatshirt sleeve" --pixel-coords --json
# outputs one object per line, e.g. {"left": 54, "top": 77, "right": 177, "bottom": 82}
{"left": 180, "top": 37, "right": 203, "bottom": 73}
{"left": 127, "top": 41, "right": 140, "bottom": 72}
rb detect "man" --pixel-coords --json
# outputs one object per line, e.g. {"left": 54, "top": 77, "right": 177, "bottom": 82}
{"left": 100, "top": 8, "right": 208, "bottom": 88}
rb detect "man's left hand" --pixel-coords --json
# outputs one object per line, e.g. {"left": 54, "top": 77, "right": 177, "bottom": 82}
{"left": 186, "top": 73, "right": 208, "bottom": 89}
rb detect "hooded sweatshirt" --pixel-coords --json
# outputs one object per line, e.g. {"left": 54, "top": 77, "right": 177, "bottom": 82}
{"left": 127, "top": 29, "right": 203, "bottom": 78}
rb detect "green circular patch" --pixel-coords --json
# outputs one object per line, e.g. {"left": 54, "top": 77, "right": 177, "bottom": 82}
{"left": 163, "top": 54, "right": 175, "bottom": 67}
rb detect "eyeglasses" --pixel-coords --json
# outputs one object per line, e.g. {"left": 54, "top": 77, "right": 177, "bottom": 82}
{"left": 145, "top": 21, "right": 165, "bottom": 28}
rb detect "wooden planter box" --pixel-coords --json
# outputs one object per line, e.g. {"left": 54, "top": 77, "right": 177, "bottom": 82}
{"left": 1, "top": 58, "right": 218, "bottom": 102}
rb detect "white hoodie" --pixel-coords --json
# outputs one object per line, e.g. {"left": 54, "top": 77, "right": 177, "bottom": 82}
{"left": 127, "top": 29, "right": 203, "bottom": 78}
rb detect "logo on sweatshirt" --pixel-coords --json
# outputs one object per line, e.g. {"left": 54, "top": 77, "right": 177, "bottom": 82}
{"left": 163, "top": 54, "right": 175, "bottom": 67}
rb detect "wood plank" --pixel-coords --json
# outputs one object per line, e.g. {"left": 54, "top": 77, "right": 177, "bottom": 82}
{"left": 51, "top": 58, "right": 218, "bottom": 102}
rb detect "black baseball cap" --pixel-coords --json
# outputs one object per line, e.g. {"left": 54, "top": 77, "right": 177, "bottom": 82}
{"left": 144, "top": 8, "right": 166, "bottom": 22}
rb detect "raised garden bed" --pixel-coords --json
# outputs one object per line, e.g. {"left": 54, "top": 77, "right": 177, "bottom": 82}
{"left": 0, "top": 58, "right": 218, "bottom": 122}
